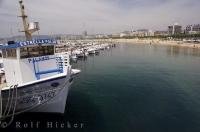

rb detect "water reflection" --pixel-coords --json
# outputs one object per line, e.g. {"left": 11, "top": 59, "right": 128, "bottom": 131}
{"left": 165, "top": 46, "right": 200, "bottom": 57}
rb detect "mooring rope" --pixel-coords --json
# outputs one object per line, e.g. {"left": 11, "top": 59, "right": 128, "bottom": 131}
{"left": 5, "top": 84, "right": 18, "bottom": 127}
{"left": 0, "top": 84, "right": 18, "bottom": 129}
{"left": 2, "top": 85, "right": 12, "bottom": 116}
{"left": 5, "top": 85, "right": 16, "bottom": 117}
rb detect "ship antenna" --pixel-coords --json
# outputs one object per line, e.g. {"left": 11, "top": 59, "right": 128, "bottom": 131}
{"left": 18, "top": 0, "right": 40, "bottom": 41}
{"left": 18, "top": 0, "right": 32, "bottom": 40}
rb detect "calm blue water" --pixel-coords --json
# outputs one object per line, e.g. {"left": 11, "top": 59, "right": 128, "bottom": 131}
{"left": 4, "top": 43, "right": 200, "bottom": 132}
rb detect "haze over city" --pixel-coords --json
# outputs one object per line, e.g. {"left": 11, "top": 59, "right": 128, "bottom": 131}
{"left": 0, "top": 0, "right": 200, "bottom": 37}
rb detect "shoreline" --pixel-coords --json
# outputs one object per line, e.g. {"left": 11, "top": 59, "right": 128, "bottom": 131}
{"left": 112, "top": 39, "right": 200, "bottom": 49}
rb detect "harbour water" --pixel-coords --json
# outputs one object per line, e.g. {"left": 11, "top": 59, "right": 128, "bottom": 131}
{"left": 4, "top": 43, "right": 200, "bottom": 132}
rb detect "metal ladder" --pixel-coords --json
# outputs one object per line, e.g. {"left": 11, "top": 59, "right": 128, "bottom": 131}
{"left": 57, "top": 57, "right": 64, "bottom": 73}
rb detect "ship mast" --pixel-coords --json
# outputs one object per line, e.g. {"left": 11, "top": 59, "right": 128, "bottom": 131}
{"left": 19, "top": 0, "right": 32, "bottom": 40}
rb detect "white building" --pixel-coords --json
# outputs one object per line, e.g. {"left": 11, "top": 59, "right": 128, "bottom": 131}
{"left": 185, "top": 24, "right": 200, "bottom": 34}
{"left": 168, "top": 23, "right": 182, "bottom": 35}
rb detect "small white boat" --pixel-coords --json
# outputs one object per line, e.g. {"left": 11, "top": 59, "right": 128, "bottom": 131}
{"left": 71, "top": 69, "right": 81, "bottom": 76}
{"left": 87, "top": 48, "right": 96, "bottom": 54}
{"left": 73, "top": 49, "right": 86, "bottom": 58}
{"left": 71, "top": 54, "right": 78, "bottom": 60}
{"left": 84, "top": 51, "right": 89, "bottom": 56}
{"left": 99, "top": 46, "right": 105, "bottom": 50}
{"left": 94, "top": 48, "right": 100, "bottom": 54}
{"left": 106, "top": 46, "right": 110, "bottom": 49}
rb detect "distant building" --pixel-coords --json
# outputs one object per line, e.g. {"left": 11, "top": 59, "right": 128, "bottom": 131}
{"left": 58, "top": 34, "right": 83, "bottom": 41}
{"left": 185, "top": 25, "right": 193, "bottom": 34}
{"left": 168, "top": 23, "right": 182, "bottom": 35}
{"left": 82, "top": 31, "right": 88, "bottom": 37}
{"left": 154, "top": 31, "right": 168, "bottom": 36}
{"left": 85, "top": 35, "right": 94, "bottom": 39}
{"left": 136, "top": 29, "right": 149, "bottom": 37}
{"left": 95, "top": 34, "right": 109, "bottom": 39}
{"left": 185, "top": 24, "right": 200, "bottom": 34}
{"left": 135, "top": 29, "right": 154, "bottom": 37}
{"left": 111, "top": 33, "right": 120, "bottom": 38}
{"left": 129, "top": 31, "right": 138, "bottom": 37}
{"left": 148, "top": 30, "right": 155, "bottom": 36}
{"left": 120, "top": 31, "right": 131, "bottom": 37}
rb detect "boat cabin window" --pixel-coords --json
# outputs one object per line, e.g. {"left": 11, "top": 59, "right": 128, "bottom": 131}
{"left": 2, "top": 49, "right": 17, "bottom": 58}
{"left": 2, "top": 49, "right": 6, "bottom": 58}
{"left": 0, "top": 63, "right": 3, "bottom": 68}
{"left": 20, "top": 45, "right": 54, "bottom": 59}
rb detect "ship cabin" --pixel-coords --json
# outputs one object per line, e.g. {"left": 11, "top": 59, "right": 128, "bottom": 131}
{"left": 0, "top": 39, "right": 69, "bottom": 87}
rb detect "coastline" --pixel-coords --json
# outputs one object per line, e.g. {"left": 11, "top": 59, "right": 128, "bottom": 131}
{"left": 112, "top": 39, "right": 200, "bottom": 49}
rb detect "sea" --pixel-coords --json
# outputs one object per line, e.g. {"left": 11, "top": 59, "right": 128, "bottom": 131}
{"left": 3, "top": 43, "right": 200, "bottom": 132}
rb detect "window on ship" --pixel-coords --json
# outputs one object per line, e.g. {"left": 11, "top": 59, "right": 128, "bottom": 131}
{"left": 20, "top": 45, "right": 54, "bottom": 59}
{"left": 0, "top": 63, "right": 3, "bottom": 68}
{"left": 2, "top": 49, "right": 17, "bottom": 58}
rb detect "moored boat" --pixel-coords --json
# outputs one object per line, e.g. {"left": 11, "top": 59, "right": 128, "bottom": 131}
{"left": 0, "top": 39, "right": 80, "bottom": 120}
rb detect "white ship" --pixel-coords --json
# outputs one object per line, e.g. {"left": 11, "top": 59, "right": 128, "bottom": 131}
{"left": 0, "top": 0, "right": 81, "bottom": 120}
{"left": 0, "top": 39, "right": 80, "bottom": 119}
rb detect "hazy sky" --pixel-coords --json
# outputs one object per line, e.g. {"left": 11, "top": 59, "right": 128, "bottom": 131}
{"left": 0, "top": 0, "right": 200, "bottom": 37}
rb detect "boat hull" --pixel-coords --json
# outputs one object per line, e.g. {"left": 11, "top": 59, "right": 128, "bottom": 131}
{"left": 1, "top": 74, "right": 72, "bottom": 118}
{"left": 30, "top": 78, "right": 71, "bottom": 113}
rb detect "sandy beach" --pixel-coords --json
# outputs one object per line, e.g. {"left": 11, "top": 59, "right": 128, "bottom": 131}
{"left": 112, "top": 39, "right": 200, "bottom": 49}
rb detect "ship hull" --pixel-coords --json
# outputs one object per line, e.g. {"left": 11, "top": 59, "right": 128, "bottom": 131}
{"left": 30, "top": 77, "right": 71, "bottom": 113}
{"left": 1, "top": 74, "right": 72, "bottom": 118}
